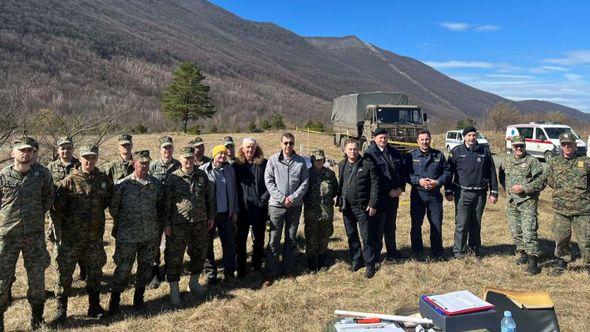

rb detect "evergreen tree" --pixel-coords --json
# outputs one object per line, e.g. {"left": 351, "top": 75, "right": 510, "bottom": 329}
{"left": 161, "top": 61, "right": 215, "bottom": 132}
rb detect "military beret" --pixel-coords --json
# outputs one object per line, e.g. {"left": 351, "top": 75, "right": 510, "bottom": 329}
{"left": 191, "top": 136, "right": 205, "bottom": 147}
{"left": 179, "top": 146, "right": 195, "bottom": 158}
{"left": 559, "top": 132, "right": 576, "bottom": 144}
{"left": 462, "top": 126, "right": 477, "bottom": 136}
{"left": 117, "top": 134, "right": 133, "bottom": 145}
{"left": 223, "top": 136, "right": 235, "bottom": 147}
{"left": 133, "top": 150, "right": 151, "bottom": 162}
{"left": 57, "top": 136, "right": 73, "bottom": 146}
{"left": 159, "top": 136, "right": 173, "bottom": 148}
{"left": 311, "top": 149, "right": 326, "bottom": 160}
{"left": 13, "top": 136, "right": 37, "bottom": 150}
{"left": 79, "top": 145, "right": 99, "bottom": 157}
{"left": 511, "top": 135, "right": 526, "bottom": 145}
{"left": 373, "top": 127, "right": 388, "bottom": 136}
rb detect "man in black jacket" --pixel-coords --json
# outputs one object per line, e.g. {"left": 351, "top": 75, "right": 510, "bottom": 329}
{"left": 337, "top": 138, "right": 380, "bottom": 278}
{"left": 363, "top": 128, "right": 409, "bottom": 263}
{"left": 233, "top": 138, "right": 269, "bottom": 278}
{"left": 446, "top": 126, "right": 498, "bottom": 258}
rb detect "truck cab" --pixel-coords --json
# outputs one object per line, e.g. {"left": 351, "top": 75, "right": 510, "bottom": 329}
{"left": 362, "top": 104, "right": 427, "bottom": 152}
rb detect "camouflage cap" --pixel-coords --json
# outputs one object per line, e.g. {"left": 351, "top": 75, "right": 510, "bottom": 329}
{"left": 57, "top": 136, "right": 73, "bottom": 146}
{"left": 223, "top": 136, "right": 235, "bottom": 147}
{"left": 13, "top": 136, "right": 37, "bottom": 150}
{"left": 179, "top": 146, "right": 195, "bottom": 158}
{"left": 511, "top": 135, "right": 526, "bottom": 145}
{"left": 311, "top": 148, "right": 326, "bottom": 160}
{"left": 117, "top": 134, "right": 133, "bottom": 145}
{"left": 79, "top": 145, "right": 99, "bottom": 157}
{"left": 191, "top": 136, "right": 205, "bottom": 147}
{"left": 133, "top": 150, "right": 151, "bottom": 162}
{"left": 559, "top": 132, "right": 576, "bottom": 144}
{"left": 159, "top": 136, "right": 173, "bottom": 148}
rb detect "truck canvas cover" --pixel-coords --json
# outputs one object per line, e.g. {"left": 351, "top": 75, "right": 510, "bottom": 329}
{"left": 331, "top": 92, "right": 409, "bottom": 125}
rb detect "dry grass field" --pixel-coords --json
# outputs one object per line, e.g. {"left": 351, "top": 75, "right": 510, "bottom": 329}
{"left": 4, "top": 131, "right": 589, "bottom": 331}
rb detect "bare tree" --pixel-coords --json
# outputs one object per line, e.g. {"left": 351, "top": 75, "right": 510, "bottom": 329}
{"left": 486, "top": 102, "right": 520, "bottom": 132}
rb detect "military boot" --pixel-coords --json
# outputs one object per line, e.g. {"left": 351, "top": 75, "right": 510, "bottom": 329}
{"left": 30, "top": 304, "right": 45, "bottom": 330}
{"left": 550, "top": 258, "right": 567, "bottom": 276}
{"left": 169, "top": 282, "right": 181, "bottom": 307}
{"left": 318, "top": 254, "right": 329, "bottom": 272}
{"left": 51, "top": 296, "right": 68, "bottom": 327}
{"left": 515, "top": 250, "right": 528, "bottom": 265}
{"left": 108, "top": 291, "right": 121, "bottom": 315}
{"left": 147, "top": 266, "right": 161, "bottom": 289}
{"left": 305, "top": 256, "right": 316, "bottom": 274}
{"left": 87, "top": 290, "right": 105, "bottom": 318}
{"left": 133, "top": 287, "right": 146, "bottom": 311}
{"left": 526, "top": 255, "right": 541, "bottom": 275}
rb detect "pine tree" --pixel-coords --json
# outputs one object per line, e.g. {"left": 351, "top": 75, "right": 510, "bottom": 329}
{"left": 161, "top": 61, "right": 215, "bottom": 133}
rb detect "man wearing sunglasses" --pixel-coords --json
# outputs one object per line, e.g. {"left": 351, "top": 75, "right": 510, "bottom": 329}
{"left": 499, "top": 135, "right": 546, "bottom": 275}
{"left": 546, "top": 132, "right": 590, "bottom": 276}
{"left": 263, "top": 133, "right": 309, "bottom": 286}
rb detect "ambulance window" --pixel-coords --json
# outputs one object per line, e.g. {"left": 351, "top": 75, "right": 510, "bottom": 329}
{"left": 516, "top": 127, "right": 533, "bottom": 139}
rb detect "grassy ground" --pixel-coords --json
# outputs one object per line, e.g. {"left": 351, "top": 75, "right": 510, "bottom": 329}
{"left": 5, "top": 131, "right": 589, "bottom": 331}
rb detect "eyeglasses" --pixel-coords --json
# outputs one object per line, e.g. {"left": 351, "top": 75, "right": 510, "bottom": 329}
{"left": 283, "top": 141, "right": 294, "bottom": 146}
{"left": 513, "top": 145, "right": 525, "bottom": 149}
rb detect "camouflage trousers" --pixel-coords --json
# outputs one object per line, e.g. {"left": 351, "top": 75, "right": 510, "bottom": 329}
{"left": 552, "top": 213, "right": 590, "bottom": 264}
{"left": 111, "top": 238, "right": 158, "bottom": 292}
{"left": 0, "top": 232, "right": 50, "bottom": 313}
{"left": 506, "top": 199, "right": 540, "bottom": 256}
{"left": 54, "top": 239, "right": 106, "bottom": 297}
{"left": 165, "top": 222, "right": 209, "bottom": 282}
{"left": 304, "top": 218, "right": 333, "bottom": 256}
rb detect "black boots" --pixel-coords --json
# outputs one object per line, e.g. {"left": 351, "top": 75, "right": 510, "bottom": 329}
{"left": 147, "top": 266, "right": 161, "bottom": 289}
{"left": 133, "top": 287, "right": 146, "bottom": 311}
{"left": 30, "top": 304, "right": 45, "bottom": 330}
{"left": 550, "top": 258, "right": 567, "bottom": 276}
{"left": 108, "top": 291, "right": 121, "bottom": 315}
{"left": 515, "top": 251, "right": 528, "bottom": 265}
{"left": 87, "top": 290, "right": 105, "bottom": 318}
{"left": 526, "top": 255, "right": 541, "bottom": 275}
{"left": 305, "top": 256, "right": 317, "bottom": 274}
{"left": 52, "top": 296, "right": 68, "bottom": 327}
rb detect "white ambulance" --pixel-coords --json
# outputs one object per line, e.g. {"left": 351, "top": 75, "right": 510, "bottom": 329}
{"left": 505, "top": 122, "right": 587, "bottom": 161}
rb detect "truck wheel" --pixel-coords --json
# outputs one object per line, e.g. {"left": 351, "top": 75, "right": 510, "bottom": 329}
{"left": 340, "top": 136, "right": 347, "bottom": 151}
{"left": 544, "top": 151, "right": 553, "bottom": 162}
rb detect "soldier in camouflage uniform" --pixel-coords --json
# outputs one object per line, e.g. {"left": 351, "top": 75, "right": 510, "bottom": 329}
{"left": 0, "top": 137, "right": 54, "bottom": 330}
{"left": 108, "top": 150, "right": 164, "bottom": 314}
{"left": 147, "top": 136, "right": 181, "bottom": 289}
{"left": 102, "top": 134, "right": 134, "bottom": 183}
{"left": 190, "top": 137, "right": 211, "bottom": 167}
{"left": 50, "top": 145, "right": 113, "bottom": 325}
{"left": 546, "top": 132, "right": 590, "bottom": 276}
{"left": 303, "top": 149, "right": 338, "bottom": 273}
{"left": 164, "top": 147, "right": 215, "bottom": 306}
{"left": 46, "top": 136, "right": 87, "bottom": 282}
{"left": 498, "top": 135, "right": 546, "bottom": 275}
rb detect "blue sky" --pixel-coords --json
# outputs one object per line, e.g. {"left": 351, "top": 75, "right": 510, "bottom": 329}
{"left": 210, "top": 0, "right": 590, "bottom": 113}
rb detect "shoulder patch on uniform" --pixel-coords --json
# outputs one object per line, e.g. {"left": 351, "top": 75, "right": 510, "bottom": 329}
{"left": 577, "top": 160, "right": 585, "bottom": 168}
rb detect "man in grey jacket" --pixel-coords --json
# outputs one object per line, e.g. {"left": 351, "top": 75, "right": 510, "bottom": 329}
{"left": 263, "top": 133, "right": 309, "bottom": 286}
{"left": 200, "top": 145, "right": 239, "bottom": 283}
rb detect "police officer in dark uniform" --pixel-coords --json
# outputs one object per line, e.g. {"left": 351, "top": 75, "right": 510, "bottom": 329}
{"left": 363, "top": 127, "right": 408, "bottom": 263}
{"left": 408, "top": 129, "right": 451, "bottom": 260}
{"left": 446, "top": 126, "right": 498, "bottom": 258}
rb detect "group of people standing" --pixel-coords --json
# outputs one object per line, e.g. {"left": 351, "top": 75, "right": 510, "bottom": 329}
{"left": 1, "top": 125, "right": 588, "bottom": 331}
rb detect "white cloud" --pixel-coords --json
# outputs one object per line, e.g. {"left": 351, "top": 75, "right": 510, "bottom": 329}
{"left": 439, "top": 22, "right": 471, "bottom": 31}
{"left": 473, "top": 25, "right": 502, "bottom": 32}
{"left": 425, "top": 60, "right": 495, "bottom": 69}
{"left": 530, "top": 66, "right": 569, "bottom": 74}
{"left": 485, "top": 74, "right": 535, "bottom": 79}
{"left": 564, "top": 73, "right": 585, "bottom": 83}
{"left": 544, "top": 50, "right": 590, "bottom": 66}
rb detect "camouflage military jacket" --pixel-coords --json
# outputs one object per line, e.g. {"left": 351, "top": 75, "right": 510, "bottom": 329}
{"left": 195, "top": 155, "right": 212, "bottom": 168}
{"left": 109, "top": 174, "right": 163, "bottom": 243}
{"left": 46, "top": 157, "right": 80, "bottom": 184}
{"left": 52, "top": 167, "right": 113, "bottom": 243}
{"left": 547, "top": 155, "right": 590, "bottom": 215}
{"left": 165, "top": 167, "right": 215, "bottom": 226}
{"left": 498, "top": 153, "right": 546, "bottom": 204}
{"left": 0, "top": 164, "right": 54, "bottom": 236}
{"left": 102, "top": 156, "right": 134, "bottom": 183}
{"left": 149, "top": 158, "right": 181, "bottom": 184}
{"left": 303, "top": 167, "right": 338, "bottom": 221}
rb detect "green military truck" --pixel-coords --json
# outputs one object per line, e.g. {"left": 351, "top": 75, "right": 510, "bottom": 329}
{"left": 331, "top": 92, "right": 428, "bottom": 152}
